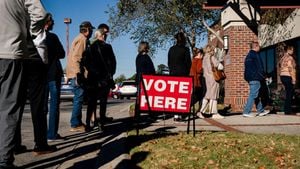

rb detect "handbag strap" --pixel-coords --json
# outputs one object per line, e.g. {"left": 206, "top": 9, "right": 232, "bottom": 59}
{"left": 209, "top": 55, "right": 216, "bottom": 72}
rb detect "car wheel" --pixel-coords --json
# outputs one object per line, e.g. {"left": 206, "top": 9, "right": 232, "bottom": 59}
{"left": 120, "top": 96, "right": 124, "bottom": 100}
{"left": 113, "top": 94, "right": 118, "bottom": 99}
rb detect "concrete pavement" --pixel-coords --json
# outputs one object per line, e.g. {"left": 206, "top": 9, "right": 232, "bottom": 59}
{"left": 14, "top": 100, "right": 300, "bottom": 168}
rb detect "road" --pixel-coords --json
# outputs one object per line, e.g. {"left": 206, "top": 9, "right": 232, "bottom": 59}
{"left": 16, "top": 98, "right": 134, "bottom": 169}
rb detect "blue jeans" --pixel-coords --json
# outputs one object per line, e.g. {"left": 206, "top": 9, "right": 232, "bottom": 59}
{"left": 70, "top": 78, "right": 84, "bottom": 127}
{"left": 47, "top": 80, "right": 61, "bottom": 139}
{"left": 243, "top": 81, "right": 264, "bottom": 114}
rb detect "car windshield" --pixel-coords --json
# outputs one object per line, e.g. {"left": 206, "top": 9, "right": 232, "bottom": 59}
{"left": 121, "top": 81, "right": 136, "bottom": 86}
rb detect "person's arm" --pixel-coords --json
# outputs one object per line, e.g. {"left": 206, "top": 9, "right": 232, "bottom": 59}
{"left": 288, "top": 58, "right": 296, "bottom": 84}
{"left": 53, "top": 34, "right": 65, "bottom": 59}
{"left": 108, "top": 44, "right": 117, "bottom": 76}
{"left": 72, "top": 39, "right": 86, "bottom": 74}
{"left": 185, "top": 47, "right": 192, "bottom": 72}
{"left": 25, "top": 0, "right": 48, "bottom": 63}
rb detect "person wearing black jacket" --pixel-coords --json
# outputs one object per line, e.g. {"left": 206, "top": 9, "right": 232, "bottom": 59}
{"left": 168, "top": 32, "right": 191, "bottom": 76}
{"left": 135, "top": 41, "right": 156, "bottom": 85}
{"left": 167, "top": 32, "right": 191, "bottom": 121}
{"left": 243, "top": 41, "right": 270, "bottom": 117}
{"left": 44, "top": 13, "right": 65, "bottom": 141}
{"left": 85, "top": 27, "right": 116, "bottom": 131}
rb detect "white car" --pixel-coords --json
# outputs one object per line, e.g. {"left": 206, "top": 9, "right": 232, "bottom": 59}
{"left": 118, "top": 80, "right": 137, "bottom": 99}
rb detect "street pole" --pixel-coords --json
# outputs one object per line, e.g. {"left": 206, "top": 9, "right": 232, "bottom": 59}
{"left": 63, "top": 18, "right": 72, "bottom": 56}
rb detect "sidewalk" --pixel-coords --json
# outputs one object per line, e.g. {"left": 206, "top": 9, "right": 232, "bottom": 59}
{"left": 14, "top": 101, "right": 300, "bottom": 168}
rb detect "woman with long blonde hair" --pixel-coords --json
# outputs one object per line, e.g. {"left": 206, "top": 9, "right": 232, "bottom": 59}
{"left": 197, "top": 45, "right": 224, "bottom": 119}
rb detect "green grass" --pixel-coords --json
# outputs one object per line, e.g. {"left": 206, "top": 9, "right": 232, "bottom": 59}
{"left": 127, "top": 131, "right": 300, "bottom": 169}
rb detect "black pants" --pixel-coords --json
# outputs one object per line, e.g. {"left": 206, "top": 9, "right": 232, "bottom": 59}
{"left": 259, "top": 80, "right": 270, "bottom": 108}
{"left": 86, "top": 85, "right": 110, "bottom": 126}
{"left": 16, "top": 59, "right": 48, "bottom": 148}
{"left": 281, "top": 76, "right": 294, "bottom": 114}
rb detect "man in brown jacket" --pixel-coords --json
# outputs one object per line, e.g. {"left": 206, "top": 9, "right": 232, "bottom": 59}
{"left": 66, "top": 21, "right": 94, "bottom": 132}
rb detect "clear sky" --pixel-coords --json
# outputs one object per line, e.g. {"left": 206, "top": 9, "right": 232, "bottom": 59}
{"left": 42, "top": 0, "right": 171, "bottom": 78}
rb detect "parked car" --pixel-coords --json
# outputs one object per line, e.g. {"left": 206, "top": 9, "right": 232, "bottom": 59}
{"left": 60, "top": 78, "right": 74, "bottom": 100}
{"left": 118, "top": 80, "right": 137, "bottom": 99}
{"left": 111, "top": 83, "right": 120, "bottom": 99}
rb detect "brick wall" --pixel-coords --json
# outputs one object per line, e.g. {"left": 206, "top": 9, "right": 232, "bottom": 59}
{"left": 223, "top": 26, "right": 258, "bottom": 112}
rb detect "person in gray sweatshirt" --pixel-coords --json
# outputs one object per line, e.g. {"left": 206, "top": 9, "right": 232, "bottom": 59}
{"left": 0, "top": 1, "right": 47, "bottom": 168}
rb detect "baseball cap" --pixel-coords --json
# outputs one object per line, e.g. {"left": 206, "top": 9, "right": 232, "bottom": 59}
{"left": 79, "top": 21, "right": 95, "bottom": 29}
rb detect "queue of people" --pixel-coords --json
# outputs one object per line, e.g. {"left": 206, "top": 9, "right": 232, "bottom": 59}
{"left": 0, "top": 1, "right": 297, "bottom": 168}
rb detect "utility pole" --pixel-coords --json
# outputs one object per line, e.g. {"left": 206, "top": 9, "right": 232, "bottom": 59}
{"left": 64, "top": 18, "right": 72, "bottom": 56}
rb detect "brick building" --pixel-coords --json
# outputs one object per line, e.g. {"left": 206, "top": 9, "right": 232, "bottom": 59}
{"left": 204, "top": 0, "right": 300, "bottom": 112}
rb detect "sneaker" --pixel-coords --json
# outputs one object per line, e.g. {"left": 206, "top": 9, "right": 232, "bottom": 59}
{"left": 196, "top": 112, "right": 205, "bottom": 119}
{"left": 47, "top": 134, "right": 65, "bottom": 142}
{"left": 32, "top": 145, "right": 57, "bottom": 156}
{"left": 70, "top": 125, "right": 86, "bottom": 132}
{"left": 14, "top": 145, "right": 27, "bottom": 154}
{"left": 243, "top": 113, "right": 256, "bottom": 118}
{"left": 257, "top": 110, "right": 270, "bottom": 117}
{"left": 212, "top": 114, "right": 225, "bottom": 119}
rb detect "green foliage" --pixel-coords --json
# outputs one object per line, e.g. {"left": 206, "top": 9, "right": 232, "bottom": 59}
{"left": 108, "top": 0, "right": 220, "bottom": 51}
{"left": 114, "top": 74, "right": 127, "bottom": 83}
{"left": 260, "top": 9, "right": 296, "bottom": 26}
{"left": 156, "top": 64, "right": 168, "bottom": 74}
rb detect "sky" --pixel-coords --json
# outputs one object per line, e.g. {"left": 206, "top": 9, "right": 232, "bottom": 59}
{"left": 42, "top": 0, "right": 171, "bottom": 78}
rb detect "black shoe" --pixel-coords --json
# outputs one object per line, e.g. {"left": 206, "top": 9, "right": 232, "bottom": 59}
{"left": 101, "top": 116, "right": 113, "bottom": 122}
{"left": 14, "top": 145, "right": 27, "bottom": 155}
{"left": 85, "top": 126, "right": 93, "bottom": 132}
{"left": 0, "top": 164, "right": 20, "bottom": 169}
{"left": 33, "top": 145, "right": 57, "bottom": 156}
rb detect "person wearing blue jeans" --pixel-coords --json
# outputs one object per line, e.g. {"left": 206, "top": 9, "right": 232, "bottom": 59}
{"left": 243, "top": 42, "right": 270, "bottom": 117}
{"left": 66, "top": 21, "right": 95, "bottom": 132}
{"left": 44, "top": 13, "right": 65, "bottom": 141}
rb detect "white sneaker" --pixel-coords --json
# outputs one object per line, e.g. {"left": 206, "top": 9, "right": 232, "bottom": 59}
{"left": 257, "top": 110, "right": 270, "bottom": 117}
{"left": 196, "top": 112, "right": 205, "bottom": 119}
{"left": 212, "top": 114, "right": 224, "bottom": 119}
{"left": 243, "top": 113, "right": 256, "bottom": 118}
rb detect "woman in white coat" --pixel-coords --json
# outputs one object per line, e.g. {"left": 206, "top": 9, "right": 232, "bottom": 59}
{"left": 197, "top": 45, "right": 224, "bottom": 119}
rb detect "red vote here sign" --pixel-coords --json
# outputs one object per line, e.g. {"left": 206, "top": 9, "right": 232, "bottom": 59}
{"left": 139, "top": 75, "right": 193, "bottom": 113}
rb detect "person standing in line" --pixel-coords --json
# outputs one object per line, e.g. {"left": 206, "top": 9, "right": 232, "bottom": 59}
{"left": 243, "top": 41, "right": 270, "bottom": 117}
{"left": 197, "top": 45, "right": 224, "bottom": 119}
{"left": 279, "top": 45, "right": 296, "bottom": 114}
{"left": 189, "top": 48, "right": 204, "bottom": 114}
{"left": 86, "top": 25, "right": 116, "bottom": 128}
{"left": 0, "top": 0, "right": 49, "bottom": 167}
{"left": 168, "top": 32, "right": 192, "bottom": 121}
{"left": 135, "top": 41, "right": 156, "bottom": 85}
{"left": 66, "top": 21, "right": 94, "bottom": 132}
{"left": 44, "top": 13, "right": 65, "bottom": 141}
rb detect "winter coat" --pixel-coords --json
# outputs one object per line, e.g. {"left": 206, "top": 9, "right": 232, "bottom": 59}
{"left": 244, "top": 50, "right": 265, "bottom": 82}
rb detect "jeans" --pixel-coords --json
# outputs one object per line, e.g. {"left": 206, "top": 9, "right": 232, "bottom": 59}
{"left": 281, "top": 76, "right": 294, "bottom": 114}
{"left": 47, "top": 80, "right": 61, "bottom": 139}
{"left": 70, "top": 78, "right": 84, "bottom": 127}
{"left": 243, "top": 80, "right": 264, "bottom": 114}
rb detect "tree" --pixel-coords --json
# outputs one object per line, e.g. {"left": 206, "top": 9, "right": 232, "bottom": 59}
{"left": 108, "top": 0, "right": 220, "bottom": 52}
{"left": 114, "top": 74, "right": 126, "bottom": 83}
{"left": 156, "top": 64, "right": 168, "bottom": 74}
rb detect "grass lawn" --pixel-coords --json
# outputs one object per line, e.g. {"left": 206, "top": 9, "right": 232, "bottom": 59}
{"left": 127, "top": 131, "right": 300, "bottom": 169}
